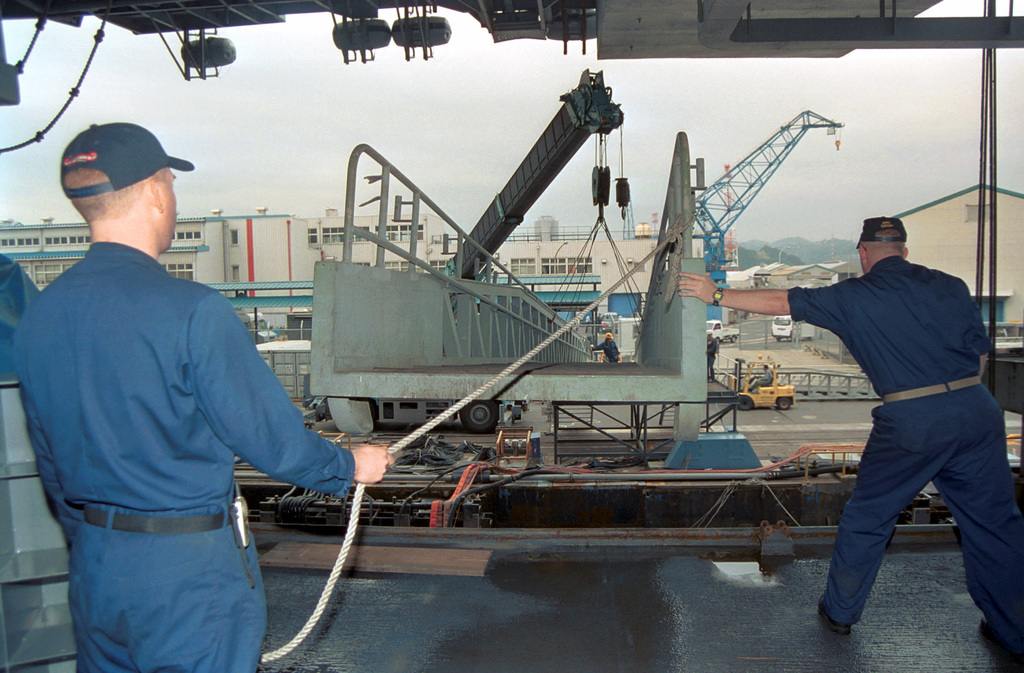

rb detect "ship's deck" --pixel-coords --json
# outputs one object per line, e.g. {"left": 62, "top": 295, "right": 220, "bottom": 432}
{"left": 257, "top": 543, "right": 1021, "bottom": 672}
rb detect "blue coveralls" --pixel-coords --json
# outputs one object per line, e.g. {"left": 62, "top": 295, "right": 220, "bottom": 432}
{"left": 13, "top": 243, "right": 356, "bottom": 673}
{"left": 789, "top": 255, "right": 1024, "bottom": 654}
{"left": 593, "top": 339, "right": 620, "bottom": 363}
{"left": 0, "top": 253, "right": 39, "bottom": 377}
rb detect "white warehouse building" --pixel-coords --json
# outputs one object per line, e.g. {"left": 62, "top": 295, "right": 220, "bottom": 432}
{"left": 1, "top": 212, "right": 661, "bottom": 328}
{"left": 897, "top": 185, "right": 1024, "bottom": 325}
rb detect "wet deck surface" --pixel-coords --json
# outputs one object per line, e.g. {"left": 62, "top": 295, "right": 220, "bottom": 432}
{"left": 257, "top": 545, "right": 1021, "bottom": 672}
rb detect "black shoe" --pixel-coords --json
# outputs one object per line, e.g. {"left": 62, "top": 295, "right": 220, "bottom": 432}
{"left": 818, "top": 600, "right": 851, "bottom": 635}
{"left": 980, "top": 619, "right": 1024, "bottom": 663}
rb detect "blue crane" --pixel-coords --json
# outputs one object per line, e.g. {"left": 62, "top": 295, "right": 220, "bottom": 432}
{"left": 695, "top": 110, "right": 843, "bottom": 314}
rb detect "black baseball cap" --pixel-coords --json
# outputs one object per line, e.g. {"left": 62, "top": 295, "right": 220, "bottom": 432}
{"left": 61, "top": 123, "right": 194, "bottom": 199}
{"left": 858, "top": 216, "right": 907, "bottom": 247}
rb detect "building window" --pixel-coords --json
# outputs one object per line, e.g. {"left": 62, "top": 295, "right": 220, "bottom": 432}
{"left": 385, "top": 223, "right": 424, "bottom": 242}
{"left": 540, "top": 257, "right": 568, "bottom": 275}
{"left": 2, "top": 237, "right": 41, "bottom": 247}
{"left": 510, "top": 258, "right": 536, "bottom": 275}
{"left": 430, "top": 259, "right": 449, "bottom": 272}
{"left": 567, "top": 257, "right": 593, "bottom": 274}
{"left": 164, "top": 263, "right": 194, "bottom": 280}
{"left": 174, "top": 230, "right": 202, "bottom": 241}
{"left": 384, "top": 261, "right": 410, "bottom": 272}
{"left": 36, "top": 262, "right": 76, "bottom": 286}
{"left": 308, "top": 228, "right": 318, "bottom": 245}
{"left": 229, "top": 229, "right": 239, "bottom": 246}
{"left": 231, "top": 265, "right": 240, "bottom": 281}
{"left": 322, "top": 227, "right": 345, "bottom": 244}
{"left": 966, "top": 203, "right": 993, "bottom": 223}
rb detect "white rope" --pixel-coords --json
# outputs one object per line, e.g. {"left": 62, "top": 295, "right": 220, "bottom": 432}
{"left": 261, "top": 213, "right": 694, "bottom": 664}
{"left": 746, "top": 478, "right": 802, "bottom": 527}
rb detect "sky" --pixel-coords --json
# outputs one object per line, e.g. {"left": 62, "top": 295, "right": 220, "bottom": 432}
{"left": 1, "top": 0, "right": 1022, "bottom": 246}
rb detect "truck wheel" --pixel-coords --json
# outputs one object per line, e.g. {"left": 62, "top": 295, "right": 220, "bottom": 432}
{"left": 776, "top": 397, "right": 793, "bottom": 411}
{"left": 459, "top": 400, "right": 500, "bottom": 433}
{"left": 738, "top": 395, "right": 755, "bottom": 411}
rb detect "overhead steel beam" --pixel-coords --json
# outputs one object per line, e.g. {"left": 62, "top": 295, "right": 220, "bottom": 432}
{"left": 730, "top": 16, "right": 1024, "bottom": 49}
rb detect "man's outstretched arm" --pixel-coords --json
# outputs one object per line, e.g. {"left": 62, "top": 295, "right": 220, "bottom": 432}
{"left": 677, "top": 272, "right": 791, "bottom": 316}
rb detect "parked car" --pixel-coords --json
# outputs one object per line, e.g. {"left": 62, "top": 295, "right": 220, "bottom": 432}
{"left": 772, "top": 316, "right": 794, "bottom": 341}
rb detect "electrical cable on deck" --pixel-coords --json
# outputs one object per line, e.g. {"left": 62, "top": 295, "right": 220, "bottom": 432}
{"left": 389, "top": 435, "right": 486, "bottom": 469}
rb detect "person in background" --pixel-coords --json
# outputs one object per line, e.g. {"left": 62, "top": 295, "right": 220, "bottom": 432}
{"left": 678, "top": 216, "right": 1024, "bottom": 662}
{"left": 747, "top": 364, "right": 773, "bottom": 393}
{"left": 591, "top": 331, "right": 620, "bottom": 363}
{"left": 706, "top": 332, "right": 719, "bottom": 382}
{"left": 13, "top": 122, "right": 394, "bottom": 673}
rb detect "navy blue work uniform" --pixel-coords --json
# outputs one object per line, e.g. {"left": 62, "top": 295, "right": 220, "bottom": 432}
{"left": 789, "top": 255, "right": 1024, "bottom": 655}
{"left": 13, "top": 243, "right": 356, "bottom": 672}
{"left": 593, "top": 339, "right": 620, "bottom": 363}
{"left": 0, "top": 253, "right": 38, "bottom": 378}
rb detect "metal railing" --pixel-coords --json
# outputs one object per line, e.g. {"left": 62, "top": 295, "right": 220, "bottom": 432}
{"left": 713, "top": 355, "right": 875, "bottom": 400}
{"left": 339, "top": 143, "right": 591, "bottom": 363}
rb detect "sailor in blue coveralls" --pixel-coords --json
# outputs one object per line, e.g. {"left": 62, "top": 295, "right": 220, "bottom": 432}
{"left": 678, "top": 216, "right": 1024, "bottom": 661}
{"left": 591, "top": 332, "right": 621, "bottom": 363}
{"left": 13, "top": 123, "right": 394, "bottom": 673}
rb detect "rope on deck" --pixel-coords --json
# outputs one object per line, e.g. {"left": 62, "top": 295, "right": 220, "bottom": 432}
{"left": 260, "top": 213, "right": 694, "bottom": 664}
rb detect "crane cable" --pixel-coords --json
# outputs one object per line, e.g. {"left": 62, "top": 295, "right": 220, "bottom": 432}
{"left": 260, "top": 211, "right": 695, "bottom": 664}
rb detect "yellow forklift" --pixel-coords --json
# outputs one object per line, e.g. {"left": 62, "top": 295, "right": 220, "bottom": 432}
{"left": 736, "top": 358, "right": 796, "bottom": 411}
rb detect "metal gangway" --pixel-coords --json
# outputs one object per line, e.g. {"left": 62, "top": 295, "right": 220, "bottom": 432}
{"left": 310, "top": 75, "right": 708, "bottom": 442}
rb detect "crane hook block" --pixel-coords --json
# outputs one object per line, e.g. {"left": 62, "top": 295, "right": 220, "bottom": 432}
{"left": 615, "top": 177, "right": 630, "bottom": 209}
{"left": 593, "top": 166, "right": 611, "bottom": 206}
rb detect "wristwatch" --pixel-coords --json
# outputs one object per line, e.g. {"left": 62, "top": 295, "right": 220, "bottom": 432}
{"left": 712, "top": 288, "right": 724, "bottom": 306}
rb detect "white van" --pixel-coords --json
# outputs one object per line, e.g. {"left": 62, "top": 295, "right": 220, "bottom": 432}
{"left": 772, "top": 316, "right": 794, "bottom": 341}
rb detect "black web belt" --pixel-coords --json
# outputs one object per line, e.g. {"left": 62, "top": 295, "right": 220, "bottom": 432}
{"left": 83, "top": 506, "right": 226, "bottom": 534}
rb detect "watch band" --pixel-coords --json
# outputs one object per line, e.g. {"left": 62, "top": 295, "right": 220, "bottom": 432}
{"left": 712, "top": 288, "right": 724, "bottom": 306}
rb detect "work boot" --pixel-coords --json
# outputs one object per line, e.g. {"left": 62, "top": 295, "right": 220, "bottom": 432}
{"left": 818, "top": 599, "right": 851, "bottom": 635}
{"left": 980, "top": 619, "right": 1024, "bottom": 663}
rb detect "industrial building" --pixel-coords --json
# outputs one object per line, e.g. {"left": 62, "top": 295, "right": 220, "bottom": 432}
{"left": 0, "top": 211, "right": 661, "bottom": 325}
{"left": 5, "top": 184, "right": 1021, "bottom": 332}
{"left": 898, "top": 185, "right": 1024, "bottom": 325}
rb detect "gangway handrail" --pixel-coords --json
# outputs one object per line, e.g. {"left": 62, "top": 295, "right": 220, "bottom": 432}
{"left": 342, "top": 143, "right": 564, "bottom": 321}
{"left": 332, "top": 223, "right": 591, "bottom": 356}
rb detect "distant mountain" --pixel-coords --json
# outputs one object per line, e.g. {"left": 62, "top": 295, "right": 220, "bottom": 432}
{"left": 737, "top": 245, "right": 803, "bottom": 269}
{"left": 736, "top": 236, "right": 858, "bottom": 269}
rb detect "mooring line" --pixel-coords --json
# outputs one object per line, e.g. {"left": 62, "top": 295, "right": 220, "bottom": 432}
{"left": 261, "top": 213, "right": 694, "bottom": 664}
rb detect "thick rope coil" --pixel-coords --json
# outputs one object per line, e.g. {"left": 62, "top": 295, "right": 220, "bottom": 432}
{"left": 261, "top": 212, "right": 695, "bottom": 664}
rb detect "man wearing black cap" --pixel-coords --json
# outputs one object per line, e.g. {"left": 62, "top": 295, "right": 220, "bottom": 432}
{"left": 13, "top": 123, "right": 393, "bottom": 672}
{"left": 678, "top": 217, "right": 1024, "bottom": 661}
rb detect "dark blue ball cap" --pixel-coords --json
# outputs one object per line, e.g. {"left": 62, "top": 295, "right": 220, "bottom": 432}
{"left": 60, "top": 123, "right": 194, "bottom": 199}
{"left": 858, "top": 216, "right": 907, "bottom": 247}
